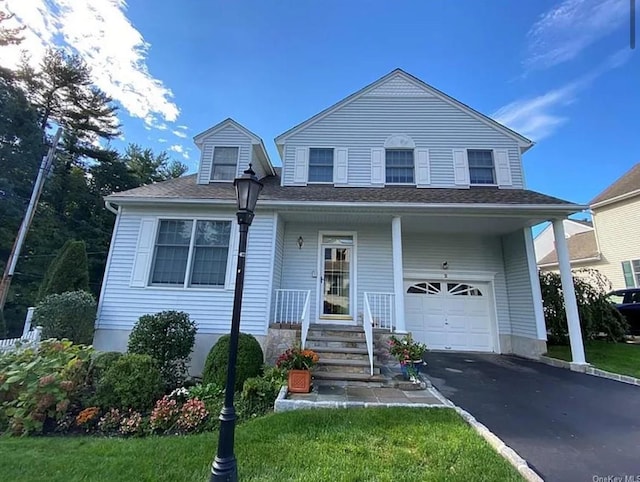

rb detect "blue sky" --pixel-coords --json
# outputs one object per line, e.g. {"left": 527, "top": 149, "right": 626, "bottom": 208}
{"left": 4, "top": 0, "right": 639, "bottom": 207}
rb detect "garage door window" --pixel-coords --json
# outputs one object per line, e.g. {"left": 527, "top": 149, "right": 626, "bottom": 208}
{"left": 447, "top": 283, "right": 483, "bottom": 296}
{"left": 407, "top": 282, "right": 441, "bottom": 294}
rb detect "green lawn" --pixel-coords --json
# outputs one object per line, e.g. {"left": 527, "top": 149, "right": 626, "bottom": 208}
{"left": 546, "top": 340, "right": 640, "bottom": 378}
{"left": 0, "top": 408, "right": 522, "bottom": 482}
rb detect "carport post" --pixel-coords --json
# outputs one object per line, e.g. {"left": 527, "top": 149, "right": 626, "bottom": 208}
{"left": 392, "top": 216, "right": 407, "bottom": 333}
{"left": 552, "top": 219, "right": 586, "bottom": 365}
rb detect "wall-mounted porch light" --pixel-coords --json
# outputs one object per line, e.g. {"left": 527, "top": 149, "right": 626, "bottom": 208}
{"left": 297, "top": 236, "right": 304, "bottom": 249}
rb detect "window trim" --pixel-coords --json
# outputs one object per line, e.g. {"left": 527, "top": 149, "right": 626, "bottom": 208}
{"left": 308, "top": 147, "right": 335, "bottom": 184}
{"left": 210, "top": 146, "right": 240, "bottom": 183}
{"left": 467, "top": 148, "right": 497, "bottom": 186}
{"left": 384, "top": 148, "right": 415, "bottom": 185}
{"left": 147, "top": 215, "right": 237, "bottom": 290}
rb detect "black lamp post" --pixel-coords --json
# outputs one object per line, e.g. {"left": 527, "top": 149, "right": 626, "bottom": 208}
{"left": 211, "top": 164, "right": 263, "bottom": 482}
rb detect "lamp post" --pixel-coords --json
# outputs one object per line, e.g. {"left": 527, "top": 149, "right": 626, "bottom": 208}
{"left": 211, "top": 164, "right": 263, "bottom": 482}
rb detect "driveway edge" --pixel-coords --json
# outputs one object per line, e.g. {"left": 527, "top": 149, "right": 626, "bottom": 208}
{"left": 428, "top": 384, "right": 544, "bottom": 482}
{"left": 539, "top": 356, "right": 640, "bottom": 386}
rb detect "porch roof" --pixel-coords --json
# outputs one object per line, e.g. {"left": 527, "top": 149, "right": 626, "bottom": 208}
{"left": 108, "top": 173, "right": 584, "bottom": 215}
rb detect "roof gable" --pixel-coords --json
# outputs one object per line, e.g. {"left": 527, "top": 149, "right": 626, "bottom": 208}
{"left": 590, "top": 162, "right": 640, "bottom": 207}
{"left": 193, "top": 118, "right": 275, "bottom": 176}
{"left": 274, "top": 69, "right": 533, "bottom": 153}
{"left": 538, "top": 230, "right": 599, "bottom": 266}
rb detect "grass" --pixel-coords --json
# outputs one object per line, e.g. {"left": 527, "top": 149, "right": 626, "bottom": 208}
{"left": 546, "top": 340, "right": 640, "bottom": 378}
{"left": 0, "top": 408, "right": 522, "bottom": 481}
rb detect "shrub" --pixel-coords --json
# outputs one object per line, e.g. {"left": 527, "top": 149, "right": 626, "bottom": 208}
{"left": 127, "top": 311, "right": 197, "bottom": 389}
{"left": 203, "top": 333, "right": 264, "bottom": 391}
{"left": 38, "top": 240, "right": 89, "bottom": 299}
{"left": 238, "top": 367, "right": 286, "bottom": 420}
{"left": 89, "top": 351, "right": 123, "bottom": 384}
{"left": 32, "top": 291, "right": 96, "bottom": 344}
{"left": 0, "top": 339, "right": 94, "bottom": 435}
{"left": 539, "top": 269, "right": 628, "bottom": 344}
{"left": 95, "top": 354, "right": 164, "bottom": 411}
{"left": 0, "top": 309, "right": 6, "bottom": 339}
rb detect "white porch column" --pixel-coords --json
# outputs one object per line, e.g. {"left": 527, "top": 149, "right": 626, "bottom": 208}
{"left": 391, "top": 216, "right": 406, "bottom": 333}
{"left": 552, "top": 219, "right": 586, "bottom": 365}
{"left": 523, "top": 228, "right": 547, "bottom": 340}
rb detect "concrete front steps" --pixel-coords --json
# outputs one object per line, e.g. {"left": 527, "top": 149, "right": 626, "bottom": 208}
{"left": 306, "top": 324, "right": 387, "bottom": 386}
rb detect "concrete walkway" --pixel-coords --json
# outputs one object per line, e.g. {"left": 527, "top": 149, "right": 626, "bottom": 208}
{"left": 288, "top": 384, "right": 444, "bottom": 404}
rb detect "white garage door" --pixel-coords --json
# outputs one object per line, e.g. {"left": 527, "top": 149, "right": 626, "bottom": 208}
{"left": 404, "top": 280, "right": 494, "bottom": 352}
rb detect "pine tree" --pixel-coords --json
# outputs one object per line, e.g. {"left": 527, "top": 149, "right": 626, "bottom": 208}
{"left": 38, "top": 240, "right": 90, "bottom": 299}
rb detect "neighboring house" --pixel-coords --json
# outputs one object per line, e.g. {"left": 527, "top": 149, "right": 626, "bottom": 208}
{"left": 95, "top": 69, "right": 587, "bottom": 375}
{"left": 534, "top": 219, "right": 593, "bottom": 264}
{"left": 537, "top": 163, "right": 640, "bottom": 290}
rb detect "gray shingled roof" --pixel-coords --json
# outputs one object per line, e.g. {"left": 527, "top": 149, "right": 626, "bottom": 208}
{"left": 538, "top": 230, "right": 599, "bottom": 266}
{"left": 107, "top": 173, "right": 578, "bottom": 207}
{"left": 590, "top": 163, "right": 640, "bottom": 206}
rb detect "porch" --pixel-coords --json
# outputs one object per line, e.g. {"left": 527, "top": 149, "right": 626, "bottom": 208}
{"left": 267, "top": 209, "right": 586, "bottom": 380}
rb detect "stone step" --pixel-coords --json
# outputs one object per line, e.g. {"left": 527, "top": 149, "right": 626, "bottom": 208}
{"left": 310, "top": 324, "right": 364, "bottom": 332}
{"left": 315, "top": 358, "right": 381, "bottom": 375}
{"left": 313, "top": 371, "right": 387, "bottom": 387}
{"left": 312, "top": 346, "right": 370, "bottom": 360}
{"left": 307, "top": 330, "right": 364, "bottom": 340}
{"left": 307, "top": 339, "right": 367, "bottom": 349}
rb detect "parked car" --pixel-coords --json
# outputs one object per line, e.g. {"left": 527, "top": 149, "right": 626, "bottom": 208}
{"left": 607, "top": 289, "right": 640, "bottom": 335}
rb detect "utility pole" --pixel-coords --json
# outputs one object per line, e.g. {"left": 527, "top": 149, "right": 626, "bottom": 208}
{"left": 0, "top": 128, "right": 62, "bottom": 312}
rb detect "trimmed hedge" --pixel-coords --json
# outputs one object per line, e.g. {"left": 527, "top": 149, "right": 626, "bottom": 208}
{"left": 203, "top": 333, "right": 264, "bottom": 391}
{"left": 32, "top": 290, "right": 96, "bottom": 344}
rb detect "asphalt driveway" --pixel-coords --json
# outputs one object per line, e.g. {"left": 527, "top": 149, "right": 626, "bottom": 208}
{"left": 423, "top": 352, "right": 640, "bottom": 482}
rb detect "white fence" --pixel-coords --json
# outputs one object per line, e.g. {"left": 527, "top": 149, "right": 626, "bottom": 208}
{"left": 364, "top": 292, "right": 395, "bottom": 331}
{"left": 0, "top": 307, "right": 42, "bottom": 353}
{"left": 273, "top": 289, "right": 311, "bottom": 348}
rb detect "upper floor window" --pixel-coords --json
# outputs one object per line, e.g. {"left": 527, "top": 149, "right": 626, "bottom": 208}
{"left": 468, "top": 149, "right": 495, "bottom": 184}
{"left": 150, "top": 219, "right": 232, "bottom": 287}
{"left": 308, "top": 148, "right": 334, "bottom": 183}
{"left": 211, "top": 147, "right": 238, "bottom": 181}
{"left": 622, "top": 260, "right": 640, "bottom": 288}
{"left": 385, "top": 149, "right": 414, "bottom": 184}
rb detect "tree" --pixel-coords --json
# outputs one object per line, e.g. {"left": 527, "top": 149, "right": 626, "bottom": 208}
{"left": 123, "top": 144, "right": 188, "bottom": 185}
{"left": 0, "top": 3, "right": 24, "bottom": 47}
{"left": 38, "top": 240, "right": 89, "bottom": 299}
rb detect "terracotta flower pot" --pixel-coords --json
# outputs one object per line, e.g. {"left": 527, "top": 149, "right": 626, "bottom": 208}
{"left": 288, "top": 369, "right": 312, "bottom": 393}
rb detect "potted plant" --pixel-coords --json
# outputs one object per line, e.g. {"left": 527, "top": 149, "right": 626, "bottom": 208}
{"left": 276, "top": 347, "right": 319, "bottom": 393}
{"left": 388, "top": 334, "right": 428, "bottom": 382}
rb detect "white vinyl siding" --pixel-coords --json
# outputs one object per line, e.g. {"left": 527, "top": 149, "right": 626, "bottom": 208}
{"left": 501, "top": 230, "right": 537, "bottom": 338}
{"left": 97, "top": 206, "right": 275, "bottom": 336}
{"left": 282, "top": 95, "right": 524, "bottom": 188}
{"left": 197, "top": 125, "right": 252, "bottom": 184}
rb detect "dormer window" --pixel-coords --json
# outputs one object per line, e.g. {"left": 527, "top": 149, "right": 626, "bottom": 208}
{"left": 468, "top": 149, "right": 495, "bottom": 185}
{"left": 211, "top": 147, "right": 239, "bottom": 181}
{"left": 308, "top": 148, "right": 334, "bottom": 183}
{"left": 385, "top": 149, "right": 414, "bottom": 184}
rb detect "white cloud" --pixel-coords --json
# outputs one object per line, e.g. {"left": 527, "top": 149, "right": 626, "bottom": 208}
{"left": 157, "top": 138, "right": 167, "bottom": 143}
{"left": 176, "top": 125, "right": 188, "bottom": 130}
{"left": 525, "top": 0, "right": 628, "bottom": 71}
{"left": 172, "top": 129, "right": 187, "bottom": 138}
{"left": 168, "top": 144, "right": 184, "bottom": 154}
{"left": 2, "top": 0, "right": 180, "bottom": 128}
{"left": 495, "top": 49, "right": 631, "bottom": 140}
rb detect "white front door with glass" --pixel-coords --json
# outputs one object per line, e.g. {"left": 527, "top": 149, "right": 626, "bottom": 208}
{"left": 319, "top": 235, "right": 354, "bottom": 321}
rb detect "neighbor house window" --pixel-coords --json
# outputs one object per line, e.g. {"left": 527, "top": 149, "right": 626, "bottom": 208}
{"left": 211, "top": 147, "right": 238, "bottom": 181}
{"left": 385, "top": 149, "right": 414, "bottom": 183}
{"left": 622, "top": 260, "right": 640, "bottom": 288}
{"left": 308, "top": 148, "right": 334, "bottom": 183}
{"left": 468, "top": 149, "right": 495, "bottom": 184}
{"left": 150, "top": 219, "right": 232, "bottom": 287}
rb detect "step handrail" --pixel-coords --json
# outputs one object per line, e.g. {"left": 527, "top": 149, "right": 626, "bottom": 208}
{"left": 363, "top": 294, "right": 375, "bottom": 376}
{"left": 300, "top": 291, "right": 311, "bottom": 349}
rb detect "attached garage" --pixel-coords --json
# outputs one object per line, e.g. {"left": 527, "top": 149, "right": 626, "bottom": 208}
{"left": 404, "top": 280, "right": 496, "bottom": 352}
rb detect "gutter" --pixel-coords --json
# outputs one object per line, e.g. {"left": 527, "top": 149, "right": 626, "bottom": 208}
{"left": 590, "top": 189, "right": 640, "bottom": 210}
{"left": 105, "top": 196, "right": 587, "bottom": 213}
{"left": 104, "top": 200, "right": 118, "bottom": 214}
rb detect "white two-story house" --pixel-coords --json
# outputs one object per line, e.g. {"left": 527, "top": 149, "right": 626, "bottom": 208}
{"left": 95, "top": 69, "right": 587, "bottom": 377}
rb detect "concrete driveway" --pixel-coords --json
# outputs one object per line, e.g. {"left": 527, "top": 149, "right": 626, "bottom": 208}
{"left": 423, "top": 352, "right": 640, "bottom": 482}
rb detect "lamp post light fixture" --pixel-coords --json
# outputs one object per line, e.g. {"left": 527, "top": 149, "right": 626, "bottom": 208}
{"left": 210, "top": 164, "right": 263, "bottom": 482}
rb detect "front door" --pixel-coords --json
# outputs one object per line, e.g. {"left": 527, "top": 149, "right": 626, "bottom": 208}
{"left": 319, "top": 235, "right": 353, "bottom": 320}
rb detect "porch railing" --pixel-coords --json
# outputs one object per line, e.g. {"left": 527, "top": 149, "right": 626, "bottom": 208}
{"left": 0, "top": 326, "right": 42, "bottom": 353}
{"left": 273, "top": 289, "right": 311, "bottom": 348}
{"left": 363, "top": 295, "right": 375, "bottom": 376}
{"left": 364, "top": 292, "right": 395, "bottom": 331}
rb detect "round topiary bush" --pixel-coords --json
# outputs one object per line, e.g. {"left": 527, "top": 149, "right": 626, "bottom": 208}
{"left": 203, "top": 333, "right": 264, "bottom": 391}
{"left": 32, "top": 290, "right": 96, "bottom": 344}
{"left": 90, "top": 351, "right": 123, "bottom": 383}
{"left": 95, "top": 354, "right": 164, "bottom": 411}
{"left": 127, "top": 310, "right": 197, "bottom": 389}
